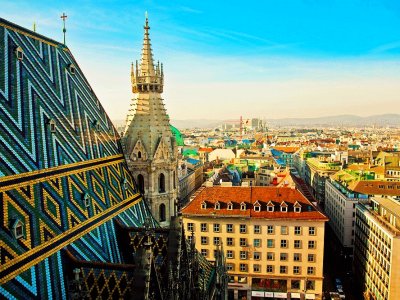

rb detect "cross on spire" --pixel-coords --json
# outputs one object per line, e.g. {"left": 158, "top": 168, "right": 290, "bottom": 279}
{"left": 140, "top": 12, "right": 155, "bottom": 77}
{"left": 60, "top": 13, "right": 67, "bottom": 45}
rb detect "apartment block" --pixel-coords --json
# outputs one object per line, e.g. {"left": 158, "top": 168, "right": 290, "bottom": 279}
{"left": 354, "top": 197, "right": 400, "bottom": 300}
{"left": 181, "top": 186, "right": 328, "bottom": 300}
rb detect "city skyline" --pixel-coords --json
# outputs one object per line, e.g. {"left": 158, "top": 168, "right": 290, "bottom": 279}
{"left": 2, "top": 0, "right": 400, "bottom": 121}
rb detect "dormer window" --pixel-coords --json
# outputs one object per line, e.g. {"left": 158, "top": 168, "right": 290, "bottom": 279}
{"left": 201, "top": 201, "right": 207, "bottom": 209}
{"left": 122, "top": 178, "right": 129, "bottom": 191}
{"left": 227, "top": 202, "right": 233, "bottom": 210}
{"left": 215, "top": 201, "right": 220, "bottom": 210}
{"left": 48, "top": 119, "right": 56, "bottom": 133}
{"left": 15, "top": 46, "right": 24, "bottom": 61}
{"left": 267, "top": 201, "right": 275, "bottom": 212}
{"left": 11, "top": 218, "right": 25, "bottom": 239}
{"left": 92, "top": 120, "right": 100, "bottom": 132}
{"left": 280, "top": 201, "right": 288, "bottom": 212}
{"left": 254, "top": 201, "right": 261, "bottom": 212}
{"left": 294, "top": 201, "right": 302, "bottom": 213}
{"left": 240, "top": 202, "right": 246, "bottom": 211}
{"left": 68, "top": 63, "right": 76, "bottom": 75}
{"left": 82, "top": 193, "right": 91, "bottom": 208}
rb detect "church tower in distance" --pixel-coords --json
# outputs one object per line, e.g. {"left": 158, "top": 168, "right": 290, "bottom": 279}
{"left": 123, "top": 15, "right": 178, "bottom": 225}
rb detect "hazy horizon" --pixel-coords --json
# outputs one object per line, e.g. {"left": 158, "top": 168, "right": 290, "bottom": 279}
{"left": 3, "top": 0, "right": 400, "bottom": 121}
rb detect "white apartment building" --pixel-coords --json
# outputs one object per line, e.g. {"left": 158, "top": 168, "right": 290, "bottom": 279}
{"left": 354, "top": 197, "right": 400, "bottom": 300}
{"left": 325, "top": 179, "right": 367, "bottom": 248}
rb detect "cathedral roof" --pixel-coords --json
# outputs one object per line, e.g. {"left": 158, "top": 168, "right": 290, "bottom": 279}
{"left": 0, "top": 17, "right": 152, "bottom": 295}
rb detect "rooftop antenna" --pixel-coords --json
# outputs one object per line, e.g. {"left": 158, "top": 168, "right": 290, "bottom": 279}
{"left": 60, "top": 13, "right": 67, "bottom": 45}
{"left": 33, "top": 22, "right": 36, "bottom": 32}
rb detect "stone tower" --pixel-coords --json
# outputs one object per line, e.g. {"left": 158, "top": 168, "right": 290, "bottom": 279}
{"left": 123, "top": 15, "right": 178, "bottom": 225}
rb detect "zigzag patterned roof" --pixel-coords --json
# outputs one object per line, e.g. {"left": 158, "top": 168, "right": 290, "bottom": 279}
{"left": 0, "top": 17, "right": 154, "bottom": 299}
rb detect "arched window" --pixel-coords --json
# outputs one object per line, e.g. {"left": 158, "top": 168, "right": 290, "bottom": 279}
{"left": 137, "top": 174, "right": 145, "bottom": 194}
{"left": 159, "top": 173, "right": 165, "bottom": 193}
{"left": 138, "top": 151, "right": 142, "bottom": 159}
{"left": 159, "top": 203, "right": 166, "bottom": 222}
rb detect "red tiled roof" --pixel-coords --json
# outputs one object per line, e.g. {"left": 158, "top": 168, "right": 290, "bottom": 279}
{"left": 348, "top": 181, "right": 400, "bottom": 196}
{"left": 198, "top": 147, "right": 213, "bottom": 153}
{"left": 181, "top": 186, "right": 328, "bottom": 220}
{"left": 272, "top": 146, "right": 300, "bottom": 153}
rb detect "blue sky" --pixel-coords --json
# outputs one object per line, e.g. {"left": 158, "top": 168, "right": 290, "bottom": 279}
{"left": 2, "top": 0, "right": 400, "bottom": 120}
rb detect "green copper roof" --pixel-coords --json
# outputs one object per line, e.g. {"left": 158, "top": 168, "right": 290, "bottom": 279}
{"left": 170, "top": 124, "right": 184, "bottom": 146}
{"left": 182, "top": 149, "right": 199, "bottom": 157}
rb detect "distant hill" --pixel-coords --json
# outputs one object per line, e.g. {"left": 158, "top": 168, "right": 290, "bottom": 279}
{"left": 266, "top": 114, "right": 400, "bottom": 127}
{"left": 112, "top": 114, "right": 400, "bottom": 129}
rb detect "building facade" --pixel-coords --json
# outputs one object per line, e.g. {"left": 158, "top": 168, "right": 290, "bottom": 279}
{"left": 305, "top": 158, "right": 342, "bottom": 205}
{"left": 325, "top": 166, "right": 400, "bottom": 250}
{"left": 123, "top": 17, "right": 178, "bottom": 225}
{"left": 178, "top": 158, "right": 204, "bottom": 207}
{"left": 181, "top": 186, "right": 328, "bottom": 300}
{"left": 325, "top": 179, "right": 362, "bottom": 249}
{"left": 354, "top": 197, "right": 400, "bottom": 300}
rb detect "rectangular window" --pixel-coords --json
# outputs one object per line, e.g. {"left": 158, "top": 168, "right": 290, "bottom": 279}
{"left": 187, "top": 223, "right": 194, "bottom": 232}
{"left": 253, "top": 264, "right": 261, "bottom": 273}
{"left": 280, "top": 253, "right": 288, "bottom": 261}
{"left": 227, "top": 250, "right": 234, "bottom": 259}
{"left": 254, "top": 225, "right": 261, "bottom": 234}
{"left": 240, "top": 251, "right": 247, "bottom": 260}
{"left": 267, "top": 225, "right": 274, "bottom": 234}
{"left": 267, "top": 265, "right": 274, "bottom": 273}
{"left": 253, "top": 239, "right": 261, "bottom": 247}
{"left": 308, "top": 241, "right": 316, "bottom": 249}
{"left": 307, "top": 266, "right": 315, "bottom": 275}
{"left": 226, "top": 263, "right": 234, "bottom": 271}
{"left": 280, "top": 239, "right": 287, "bottom": 248}
{"left": 309, "top": 227, "right": 316, "bottom": 235}
{"left": 280, "top": 266, "right": 287, "bottom": 274}
{"left": 293, "top": 253, "right": 301, "bottom": 262}
{"left": 201, "top": 236, "right": 208, "bottom": 245}
{"left": 308, "top": 254, "right": 315, "bottom": 262}
{"left": 201, "top": 249, "right": 208, "bottom": 257}
{"left": 227, "top": 237, "right": 234, "bottom": 246}
{"left": 267, "top": 239, "right": 274, "bottom": 248}
{"left": 281, "top": 226, "right": 288, "bottom": 235}
{"left": 201, "top": 223, "right": 207, "bottom": 232}
{"left": 213, "top": 224, "right": 220, "bottom": 233}
{"left": 240, "top": 224, "right": 247, "bottom": 233}
{"left": 240, "top": 263, "right": 247, "bottom": 272}
{"left": 226, "top": 224, "right": 233, "bottom": 233}
{"left": 187, "top": 235, "right": 193, "bottom": 243}
{"left": 213, "top": 237, "right": 220, "bottom": 245}
{"left": 253, "top": 252, "right": 261, "bottom": 260}
{"left": 294, "top": 226, "right": 302, "bottom": 235}
{"left": 240, "top": 238, "right": 247, "bottom": 247}
{"left": 294, "top": 240, "right": 302, "bottom": 249}
{"left": 293, "top": 266, "right": 300, "bottom": 274}
{"left": 306, "top": 280, "right": 315, "bottom": 290}
{"left": 291, "top": 280, "right": 300, "bottom": 289}
{"left": 238, "top": 276, "right": 247, "bottom": 283}
{"left": 267, "top": 252, "right": 274, "bottom": 261}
